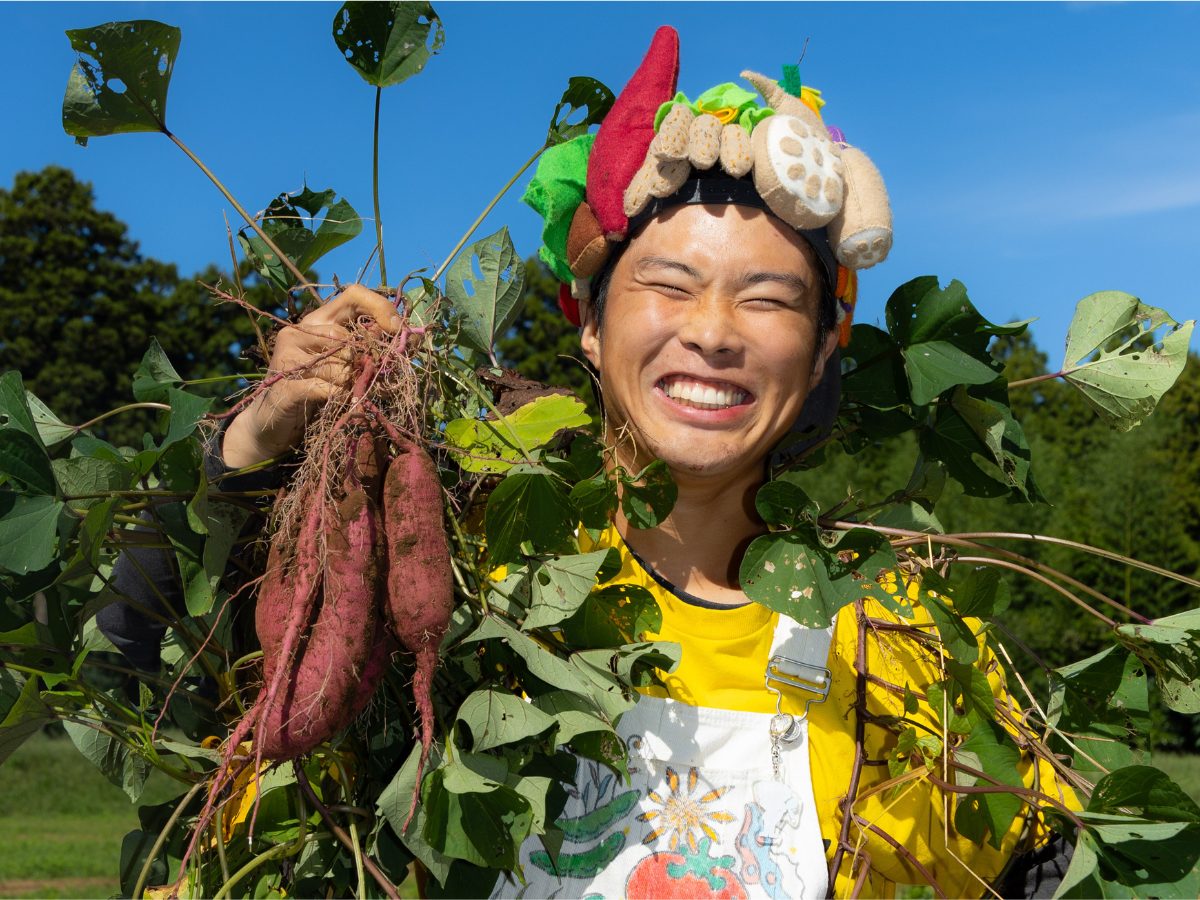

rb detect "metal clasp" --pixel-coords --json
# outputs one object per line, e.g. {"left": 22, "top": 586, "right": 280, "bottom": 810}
{"left": 764, "top": 653, "right": 831, "bottom": 731}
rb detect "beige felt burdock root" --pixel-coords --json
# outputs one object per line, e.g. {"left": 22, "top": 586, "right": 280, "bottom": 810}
{"left": 743, "top": 69, "right": 892, "bottom": 268}
{"left": 827, "top": 146, "right": 892, "bottom": 269}
{"left": 624, "top": 156, "right": 692, "bottom": 218}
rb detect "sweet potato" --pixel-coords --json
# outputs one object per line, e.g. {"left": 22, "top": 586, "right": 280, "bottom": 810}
{"left": 259, "top": 487, "right": 381, "bottom": 757}
{"left": 382, "top": 438, "right": 454, "bottom": 826}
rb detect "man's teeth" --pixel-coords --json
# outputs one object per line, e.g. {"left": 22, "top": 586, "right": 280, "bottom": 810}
{"left": 661, "top": 379, "right": 748, "bottom": 409}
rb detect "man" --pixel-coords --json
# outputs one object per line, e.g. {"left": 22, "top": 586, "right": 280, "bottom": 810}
{"left": 146, "top": 27, "right": 1075, "bottom": 898}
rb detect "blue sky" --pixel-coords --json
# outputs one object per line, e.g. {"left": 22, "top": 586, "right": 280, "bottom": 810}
{"left": 4, "top": 2, "right": 1198, "bottom": 357}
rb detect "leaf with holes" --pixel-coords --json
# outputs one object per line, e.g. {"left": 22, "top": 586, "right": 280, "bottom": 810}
{"left": 620, "top": 460, "right": 677, "bottom": 530}
{"left": 445, "top": 394, "right": 591, "bottom": 474}
{"left": 447, "top": 227, "right": 526, "bottom": 355}
{"left": 238, "top": 186, "right": 362, "bottom": 292}
{"left": 456, "top": 690, "right": 556, "bottom": 753}
{"left": 1114, "top": 608, "right": 1200, "bottom": 713}
{"left": 547, "top": 76, "right": 615, "bottom": 145}
{"left": 62, "top": 20, "right": 179, "bottom": 144}
{"left": 332, "top": 1, "right": 444, "bottom": 88}
{"left": 1060, "top": 292, "right": 1194, "bottom": 432}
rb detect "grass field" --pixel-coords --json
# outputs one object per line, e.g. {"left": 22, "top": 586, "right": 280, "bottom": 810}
{"left": 1, "top": 733, "right": 1198, "bottom": 898}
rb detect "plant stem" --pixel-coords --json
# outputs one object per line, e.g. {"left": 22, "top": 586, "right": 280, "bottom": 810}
{"left": 828, "top": 600, "right": 869, "bottom": 892}
{"left": 431, "top": 145, "right": 546, "bottom": 283}
{"left": 71, "top": 402, "right": 171, "bottom": 433}
{"left": 955, "top": 555, "right": 1116, "bottom": 627}
{"left": 133, "top": 779, "right": 206, "bottom": 899}
{"left": 294, "top": 764, "right": 400, "bottom": 899}
{"left": 164, "top": 129, "right": 323, "bottom": 307}
{"left": 373, "top": 86, "right": 387, "bottom": 288}
{"left": 1007, "top": 371, "right": 1065, "bottom": 390}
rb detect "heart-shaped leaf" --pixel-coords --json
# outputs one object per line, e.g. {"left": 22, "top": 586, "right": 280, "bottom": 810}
{"left": 62, "top": 20, "right": 180, "bottom": 145}
{"left": 333, "top": 1, "right": 444, "bottom": 88}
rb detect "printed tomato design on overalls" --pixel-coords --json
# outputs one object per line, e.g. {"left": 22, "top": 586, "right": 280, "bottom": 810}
{"left": 626, "top": 836, "right": 749, "bottom": 899}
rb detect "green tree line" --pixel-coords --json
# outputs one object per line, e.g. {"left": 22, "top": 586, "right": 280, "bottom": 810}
{"left": 5, "top": 164, "right": 1197, "bottom": 748}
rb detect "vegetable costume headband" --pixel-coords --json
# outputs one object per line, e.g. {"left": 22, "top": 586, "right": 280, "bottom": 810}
{"left": 523, "top": 26, "right": 893, "bottom": 345}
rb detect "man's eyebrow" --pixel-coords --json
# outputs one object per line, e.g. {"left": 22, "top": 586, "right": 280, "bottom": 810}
{"left": 736, "top": 270, "right": 811, "bottom": 294}
{"left": 633, "top": 256, "right": 702, "bottom": 279}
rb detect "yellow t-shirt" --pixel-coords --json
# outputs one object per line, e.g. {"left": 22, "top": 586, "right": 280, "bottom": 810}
{"left": 580, "top": 524, "right": 1077, "bottom": 899}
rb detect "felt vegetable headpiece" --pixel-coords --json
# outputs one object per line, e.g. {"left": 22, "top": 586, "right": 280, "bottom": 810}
{"left": 523, "top": 26, "right": 893, "bottom": 344}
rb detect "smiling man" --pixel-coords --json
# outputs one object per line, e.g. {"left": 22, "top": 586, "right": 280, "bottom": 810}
{"left": 186, "top": 26, "right": 1075, "bottom": 900}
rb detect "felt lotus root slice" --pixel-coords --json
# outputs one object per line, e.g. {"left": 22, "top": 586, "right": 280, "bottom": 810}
{"left": 688, "top": 113, "right": 723, "bottom": 170}
{"left": 750, "top": 113, "right": 845, "bottom": 229}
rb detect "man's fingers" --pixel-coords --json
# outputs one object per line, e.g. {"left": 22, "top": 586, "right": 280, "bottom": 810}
{"left": 306, "top": 284, "right": 402, "bottom": 332}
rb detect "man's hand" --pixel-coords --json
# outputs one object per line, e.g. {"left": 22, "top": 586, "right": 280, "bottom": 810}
{"left": 222, "top": 285, "right": 403, "bottom": 469}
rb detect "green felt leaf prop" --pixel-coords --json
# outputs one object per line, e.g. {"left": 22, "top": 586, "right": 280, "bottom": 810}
{"left": 447, "top": 226, "right": 526, "bottom": 356}
{"left": 1060, "top": 291, "right": 1194, "bottom": 432}
{"left": 62, "top": 20, "right": 179, "bottom": 144}
{"left": 333, "top": 1, "right": 445, "bottom": 88}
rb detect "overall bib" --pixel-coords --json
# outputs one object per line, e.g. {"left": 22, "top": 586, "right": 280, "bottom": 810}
{"left": 492, "top": 616, "right": 834, "bottom": 899}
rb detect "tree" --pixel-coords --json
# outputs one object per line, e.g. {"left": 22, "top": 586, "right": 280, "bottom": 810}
{"left": 0, "top": 166, "right": 268, "bottom": 446}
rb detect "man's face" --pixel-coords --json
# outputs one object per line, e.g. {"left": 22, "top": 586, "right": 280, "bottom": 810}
{"left": 580, "top": 203, "right": 837, "bottom": 483}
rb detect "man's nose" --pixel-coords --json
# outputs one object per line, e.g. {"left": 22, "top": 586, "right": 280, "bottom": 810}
{"left": 677, "top": 296, "right": 744, "bottom": 358}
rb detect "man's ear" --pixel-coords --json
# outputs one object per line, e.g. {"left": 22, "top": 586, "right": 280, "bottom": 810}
{"left": 579, "top": 298, "right": 602, "bottom": 370}
{"left": 810, "top": 326, "right": 840, "bottom": 385}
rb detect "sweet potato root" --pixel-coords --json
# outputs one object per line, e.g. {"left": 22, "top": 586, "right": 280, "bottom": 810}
{"left": 382, "top": 438, "right": 454, "bottom": 826}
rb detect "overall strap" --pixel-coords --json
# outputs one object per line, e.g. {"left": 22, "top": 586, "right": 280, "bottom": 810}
{"left": 765, "top": 614, "right": 836, "bottom": 722}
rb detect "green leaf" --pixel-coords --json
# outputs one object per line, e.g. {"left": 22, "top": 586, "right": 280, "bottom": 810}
{"left": 1058, "top": 815, "right": 1200, "bottom": 898}
{"left": 740, "top": 525, "right": 899, "bottom": 628}
{"left": 64, "top": 718, "right": 151, "bottom": 802}
{"left": 944, "top": 564, "right": 1011, "bottom": 618}
{"left": 160, "top": 388, "right": 213, "bottom": 453}
{"left": 952, "top": 720, "right": 1023, "bottom": 850}
{"left": 0, "top": 430, "right": 58, "bottom": 495}
{"left": 1061, "top": 292, "right": 1195, "bottom": 432}
{"left": 0, "top": 669, "right": 54, "bottom": 766}
{"left": 484, "top": 467, "right": 575, "bottom": 565}
{"left": 25, "top": 393, "right": 75, "bottom": 449}
{"left": 423, "top": 768, "right": 533, "bottom": 870}
{"left": 53, "top": 455, "right": 134, "bottom": 510}
{"left": 0, "top": 493, "right": 64, "bottom": 574}
{"left": 568, "top": 471, "right": 618, "bottom": 531}
{"left": 928, "top": 661, "right": 995, "bottom": 735}
{"left": 131, "top": 337, "right": 183, "bottom": 402}
{"left": 0, "top": 371, "right": 43, "bottom": 442}
{"left": 1115, "top": 609, "right": 1200, "bottom": 713}
{"left": 445, "top": 394, "right": 591, "bottom": 474}
{"left": 529, "top": 691, "right": 616, "bottom": 743}
{"left": 921, "top": 403, "right": 1011, "bottom": 499}
{"left": 754, "top": 479, "right": 819, "bottom": 528}
{"left": 885, "top": 276, "right": 1029, "bottom": 353}
{"left": 239, "top": 187, "right": 363, "bottom": 292}
{"left": 332, "top": 1, "right": 444, "bottom": 88}
{"left": 447, "top": 226, "right": 526, "bottom": 356}
{"left": 872, "top": 501, "right": 943, "bottom": 535}
{"left": 620, "top": 459, "right": 677, "bottom": 530}
{"left": 903, "top": 340, "right": 1000, "bottom": 406}
{"left": 922, "top": 590, "right": 980, "bottom": 664}
{"left": 456, "top": 691, "right": 556, "bottom": 753}
{"left": 559, "top": 583, "right": 661, "bottom": 648}
{"left": 62, "top": 20, "right": 179, "bottom": 144}
{"left": 523, "top": 550, "right": 610, "bottom": 630}
{"left": 379, "top": 741, "right": 453, "bottom": 885}
{"left": 1089, "top": 766, "right": 1200, "bottom": 824}
{"left": 841, "top": 324, "right": 909, "bottom": 410}
{"left": 547, "top": 76, "right": 615, "bottom": 145}
{"left": 950, "top": 385, "right": 1042, "bottom": 502}
{"left": 1046, "top": 647, "right": 1149, "bottom": 783}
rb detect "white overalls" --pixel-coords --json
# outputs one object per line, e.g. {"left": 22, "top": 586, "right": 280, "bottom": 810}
{"left": 492, "top": 617, "right": 835, "bottom": 899}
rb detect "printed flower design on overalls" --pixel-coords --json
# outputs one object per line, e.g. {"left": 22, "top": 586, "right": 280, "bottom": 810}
{"left": 637, "top": 765, "right": 737, "bottom": 849}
